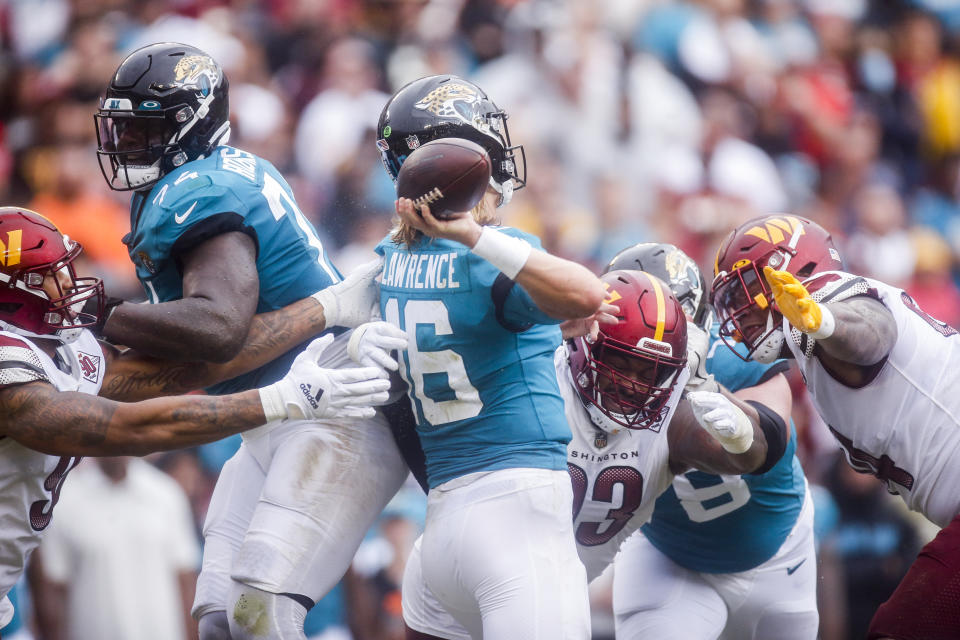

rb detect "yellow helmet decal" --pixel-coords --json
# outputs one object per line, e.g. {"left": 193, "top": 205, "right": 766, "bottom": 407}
{"left": 603, "top": 281, "right": 623, "bottom": 305}
{"left": 0, "top": 229, "right": 22, "bottom": 267}
{"left": 743, "top": 215, "right": 805, "bottom": 244}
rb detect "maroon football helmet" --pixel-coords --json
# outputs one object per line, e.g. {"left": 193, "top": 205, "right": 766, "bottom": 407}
{"left": 568, "top": 270, "right": 687, "bottom": 432}
{"left": 0, "top": 207, "right": 104, "bottom": 342}
{"left": 710, "top": 214, "right": 843, "bottom": 361}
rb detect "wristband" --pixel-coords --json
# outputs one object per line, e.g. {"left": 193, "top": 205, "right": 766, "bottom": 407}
{"left": 810, "top": 305, "right": 836, "bottom": 340}
{"left": 471, "top": 227, "right": 532, "bottom": 280}
{"left": 258, "top": 385, "right": 287, "bottom": 423}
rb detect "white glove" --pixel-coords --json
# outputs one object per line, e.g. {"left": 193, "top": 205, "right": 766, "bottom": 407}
{"left": 312, "top": 259, "right": 383, "bottom": 329}
{"left": 347, "top": 321, "right": 409, "bottom": 370}
{"left": 685, "top": 321, "right": 720, "bottom": 394}
{"left": 686, "top": 390, "right": 754, "bottom": 454}
{"left": 259, "top": 335, "right": 391, "bottom": 421}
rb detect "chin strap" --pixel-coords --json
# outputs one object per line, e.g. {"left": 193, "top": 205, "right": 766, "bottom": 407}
{"left": 490, "top": 177, "right": 514, "bottom": 207}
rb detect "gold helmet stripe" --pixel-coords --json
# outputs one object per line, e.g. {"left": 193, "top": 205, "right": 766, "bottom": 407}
{"left": 648, "top": 273, "right": 667, "bottom": 342}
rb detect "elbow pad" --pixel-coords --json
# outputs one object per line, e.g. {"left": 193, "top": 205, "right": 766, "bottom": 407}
{"left": 745, "top": 400, "right": 788, "bottom": 475}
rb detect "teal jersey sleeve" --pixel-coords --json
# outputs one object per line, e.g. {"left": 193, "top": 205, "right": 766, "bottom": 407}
{"left": 375, "top": 230, "right": 569, "bottom": 489}
{"left": 126, "top": 146, "right": 343, "bottom": 394}
{"left": 641, "top": 324, "right": 804, "bottom": 573}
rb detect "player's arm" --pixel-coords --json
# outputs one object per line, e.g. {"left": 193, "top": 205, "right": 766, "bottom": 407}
{"left": 667, "top": 389, "right": 769, "bottom": 476}
{"left": 764, "top": 267, "right": 897, "bottom": 365}
{"left": 0, "top": 336, "right": 391, "bottom": 456}
{"left": 99, "top": 264, "right": 399, "bottom": 402}
{"left": 396, "top": 198, "right": 604, "bottom": 319}
{"left": 815, "top": 297, "right": 897, "bottom": 364}
{"left": 101, "top": 231, "right": 260, "bottom": 362}
{"left": 0, "top": 379, "right": 268, "bottom": 457}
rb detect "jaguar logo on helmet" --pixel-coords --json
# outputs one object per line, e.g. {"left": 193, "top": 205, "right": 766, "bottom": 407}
{"left": 414, "top": 83, "right": 480, "bottom": 122}
{"left": 173, "top": 55, "right": 221, "bottom": 95}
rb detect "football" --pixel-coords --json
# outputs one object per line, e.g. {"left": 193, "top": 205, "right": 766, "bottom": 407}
{"left": 396, "top": 138, "right": 492, "bottom": 219}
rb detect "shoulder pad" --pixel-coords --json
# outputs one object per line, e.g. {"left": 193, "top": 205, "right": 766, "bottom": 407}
{"left": 0, "top": 335, "right": 50, "bottom": 387}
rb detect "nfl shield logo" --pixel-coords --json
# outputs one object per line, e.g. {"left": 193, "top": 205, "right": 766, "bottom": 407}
{"left": 594, "top": 431, "right": 607, "bottom": 449}
{"left": 405, "top": 135, "right": 421, "bottom": 150}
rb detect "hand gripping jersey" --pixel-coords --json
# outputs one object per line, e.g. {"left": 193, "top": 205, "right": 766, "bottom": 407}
{"left": 787, "top": 271, "right": 960, "bottom": 528}
{"left": 125, "top": 146, "right": 342, "bottom": 394}
{"left": 555, "top": 347, "right": 686, "bottom": 582}
{"left": 641, "top": 324, "right": 806, "bottom": 573}
{"left": 375, "top": 228, "right": 568, "bottom": 489}
{"left": 0, "top": 330, "right": 103, "bottom": 627}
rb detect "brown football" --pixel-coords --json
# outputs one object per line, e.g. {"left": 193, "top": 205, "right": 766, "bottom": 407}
{"left": 396, "top": 138, "right": 492, "bottom": 219}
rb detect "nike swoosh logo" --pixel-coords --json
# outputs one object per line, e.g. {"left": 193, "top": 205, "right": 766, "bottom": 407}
{"left": 174, "top": 201, "right": 198, "bottom": 224}
{"left": 786, "top": 559, "right": 806, "bottom": 575}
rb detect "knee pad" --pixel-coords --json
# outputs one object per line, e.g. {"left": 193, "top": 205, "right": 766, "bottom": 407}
{"left": 227, "top": 581, "right": 310, "bottom": 640}
{"left": 198, "top": 610, "right": 232, "bottom": 640}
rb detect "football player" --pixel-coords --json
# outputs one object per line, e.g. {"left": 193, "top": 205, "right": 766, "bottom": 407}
{"left": 95, "top": 43, "right": 410, "bottom": 640}
{"left": 399, "top": 269, "right": 782, "bottom": 639}
{"left": 711, "top": 213, "right": 960, "bottom": 640}
{"left": 0, "top": 207, "right": 395, "bottom": 632}
{"left": 376, "top": 74, "right": 607, "bottom": 639}
{"left": 605, "top": 243, "right": 817, "bottom": 640}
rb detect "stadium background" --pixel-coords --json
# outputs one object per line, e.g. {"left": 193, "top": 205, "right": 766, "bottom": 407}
{"left": 1, "top": 0, "right": 956, "bottom": 638}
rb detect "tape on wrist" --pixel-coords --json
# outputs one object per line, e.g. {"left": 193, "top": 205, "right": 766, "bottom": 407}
{"left": 259, "top": 385, "right": 287, "bottom": 422}
{"left": 810, "top": 305, "right": 836, "bottom": 340}
{"left": 471, "top": 227, "right": 532, "bottom": 280}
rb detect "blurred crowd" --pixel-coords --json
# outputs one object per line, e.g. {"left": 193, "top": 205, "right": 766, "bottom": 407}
{"left": 2, "top": 0, "right": 959, "bottom": 638}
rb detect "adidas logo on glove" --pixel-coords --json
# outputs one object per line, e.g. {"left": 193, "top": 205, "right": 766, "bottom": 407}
{"left": 299, "top": 383, "right": 323, "bottom": 409}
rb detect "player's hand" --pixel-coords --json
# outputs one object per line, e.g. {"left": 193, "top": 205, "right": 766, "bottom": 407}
{"left": 312, "top": 259, "right": 383, "bottom": 329}
{"left": 347, "top": 321, "right": 409, "bottom": 370}
{"left": 686, "top": 390, "right": 753, "bottom": 453}
{"left": 396, "top": 197, "right": 482, "bottom": 248}
{"left": 763, "top": 266, "right": 824, "bottom": 333}
{"left": 560, "top": 302, "right": 620, "bottom": 340}
{"left": 684, "top": 320, "right": 719, "bottom": 393}
{"left": 259, "top": 335, "right": 391, "bottom": 422}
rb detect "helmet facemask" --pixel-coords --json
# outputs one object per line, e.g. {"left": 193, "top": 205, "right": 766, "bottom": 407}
{"left": 0, "top": 239, "right": 104, "bottom": 344}
{"left": 572, "top": 332, "right": 684, "bottom": 433}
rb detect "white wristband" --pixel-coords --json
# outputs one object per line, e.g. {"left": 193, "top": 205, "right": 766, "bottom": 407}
{"left": 471, "top": 227, "right": 532, "bottom": 280}
{"left": 259, "top": 385, "right": 287, "bottom": 423}
{"left": 810, "top": 305, "right": 836, "bottom": 340}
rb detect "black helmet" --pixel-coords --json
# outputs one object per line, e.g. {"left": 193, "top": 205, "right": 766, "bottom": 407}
{"left": 376, "top": 75, "right": 526, "bottom": 206}
{"left": 95, "top": 42, "right": 231, "bottom": 191}
{"left": 605, "top": 242, "right": 710, "bottom": 329}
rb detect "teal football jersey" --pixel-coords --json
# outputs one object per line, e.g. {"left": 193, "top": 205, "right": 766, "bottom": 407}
{"left": 375, "top": 228, "right": 569, "bottom": 489}
{"left": 641, "top": 324, "right": 805, "bottom": 573}
{"left": 124, "top": 146, "right": 342, "bottom": 395}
